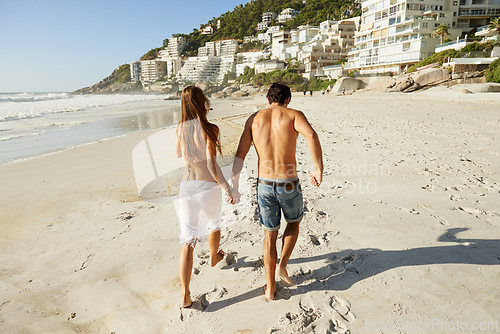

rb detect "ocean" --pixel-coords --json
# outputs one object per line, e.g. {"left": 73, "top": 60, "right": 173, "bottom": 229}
{"left": 0, "top": 92, "right": 180, "bottom": 164}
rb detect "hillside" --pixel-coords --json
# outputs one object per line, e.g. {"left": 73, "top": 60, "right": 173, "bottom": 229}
{"left": 73, "top": 64, "right": 142, "bottom": 94}
{"left": 75, "top": 0, "right": 360, "bottom": 93}
{"left": 148, "top": 0, "right": 360, "bottom": 57}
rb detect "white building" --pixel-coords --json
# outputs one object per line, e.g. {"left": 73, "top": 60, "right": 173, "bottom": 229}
{"left": 157, "top": 50, "right": 183, "bottom": 77}
{"left": 277, "top": 8, "right": 300, "bottom": 23}
{"left": 198, "top": 39, "right": 239, "bottom": 57}
{"left": 130, "top": 61, "right": 141, "bottom": 83}
{"left": 258, "top": 26, "right": 282, "bottom": 44}
{"left": 236, "top": 51, "right": 265, "bottom": 76}
{"left": 166, "top": 37, "right": 187, "bottom": 57}
{"left": 347, "top": 0, "right": 462, "bottom": 74}
{"left": 457, "top": 0, "right": 500, "bottom": 32}
{"left": 140, "top": 60, "right": 167, "bottom": 83}
{"left": 272, "top": 30, "right": 293, "bottom": 60}
{"left": 201, "top": 25, "right": 214, "bottom": 35}
{"left": 198, "top": 41, "right": 216, "bottom": 57}
{"left": 178, "top": 56, "right": 221, "bottom": 83}
{"left": 255, "top": 59, "right": 286, "bottom": 73}
{"left": 217, "top": 55, "right": 237, "bottom": 82}
{"left": 258, "top": 12, "right": 277, "bottom": 30}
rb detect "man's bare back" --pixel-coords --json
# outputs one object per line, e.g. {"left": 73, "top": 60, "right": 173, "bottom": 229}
{"left": 250, "top": 104, "right": 300, "bottom": 178}
{"left": 236, "top": 102, "right": 323, "bottom": 185}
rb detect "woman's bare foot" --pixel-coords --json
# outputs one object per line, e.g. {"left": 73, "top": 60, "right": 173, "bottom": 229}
{"left": 210, "top": 249, "right": 225, "bottom": 267}
{"left": 277, "top": 266, "right": 293, "bottom": 286}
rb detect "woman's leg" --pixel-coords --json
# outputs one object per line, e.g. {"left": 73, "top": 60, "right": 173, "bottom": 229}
{"left": 179, "top": 241, "right": 196, "bottom": 307}
{"left": 208, "top": 229, "right": 224, "bottom": 267}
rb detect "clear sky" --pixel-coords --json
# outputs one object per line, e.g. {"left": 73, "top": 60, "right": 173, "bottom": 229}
{"left": 0, "top": 0, "right": 246, "bottom": 93}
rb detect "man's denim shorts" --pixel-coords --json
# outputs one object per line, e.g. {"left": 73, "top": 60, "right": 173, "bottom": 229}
{"left": 256, "top": 176, "right": 304, "bottom": 231}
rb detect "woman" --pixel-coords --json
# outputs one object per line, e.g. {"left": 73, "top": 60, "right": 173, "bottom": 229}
{"left": 175, "top": 86, "right": 233, "bottom": 308}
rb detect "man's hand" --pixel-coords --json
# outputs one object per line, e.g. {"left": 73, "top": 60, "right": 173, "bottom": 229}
{"left": 310, "top": 169, "right": 322, "bottom": 187}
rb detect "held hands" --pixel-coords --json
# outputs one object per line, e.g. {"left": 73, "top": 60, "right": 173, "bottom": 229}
{"left": 224, "top": 186, "right": 241, "bottom": 205}
{"left": 310, "top": 169, "right": 322, "bottom": 187}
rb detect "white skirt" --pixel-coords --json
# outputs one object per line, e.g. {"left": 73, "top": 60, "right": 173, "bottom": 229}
{"left": 175, "top": 180, "right": 222, "bottom": 245}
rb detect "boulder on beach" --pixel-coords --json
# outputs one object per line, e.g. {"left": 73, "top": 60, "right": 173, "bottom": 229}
{"left": 211, "top": 92, "right": 227, "bottom": 99}
{"left": 195, "top": 82, "right": 209, "bottom": 92}
{"left": 231, "top": 90, "right": 249, "bottom": 97}
{"left": 331, "top": 77, "right": 366, "bottom": 93}
{"left": 452, "top": 83, "right": 500, "bottom": 93}
{"left": 411, "top": 68, "right": 451, "bottom": 88}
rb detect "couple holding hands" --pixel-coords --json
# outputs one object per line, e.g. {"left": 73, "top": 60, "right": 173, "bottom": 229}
{"left": 175, "top": 83, "right": 323, "bottom": 307}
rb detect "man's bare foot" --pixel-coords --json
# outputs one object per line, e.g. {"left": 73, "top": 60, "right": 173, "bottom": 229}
{"left": 210, "top": 249, "right": 225, "bottom": 267}
{"left": 263, "top": 284, "right": 276, "bottom": 302}
{"left": 181, "top": 293, "right": 193, "bottom": 308}
{"left": 277, "top": 266, "right": 293, "bottom": 286}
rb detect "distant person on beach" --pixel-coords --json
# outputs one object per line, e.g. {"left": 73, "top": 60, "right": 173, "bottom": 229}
{"left": 175, "top": 86, "right": 234, "bottom": 308}
{"left": 231, "top": 83, "right": 323, "bottom": 301}
{"left": 309, "top": 90, "right": 313, "bottom": 96}
{"left": 303, "top": 90, "right": 306, "bottom": 96}
{"left": 322, "top": 88, "right": 325, "bottom": 95}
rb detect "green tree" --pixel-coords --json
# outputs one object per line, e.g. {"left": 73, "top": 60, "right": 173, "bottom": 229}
{"left": 434, "top": 24, "right": 450, "bottom": 44}
{"left": 488, "top": 16, "right": 500, "bottom": 40}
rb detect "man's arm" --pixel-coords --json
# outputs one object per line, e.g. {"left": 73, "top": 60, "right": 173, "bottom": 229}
{"left": 293, "top": 110, "right": 323, "bottom": 186}
{"left": 231, "top": 114, "right": 255, "bottom": 201}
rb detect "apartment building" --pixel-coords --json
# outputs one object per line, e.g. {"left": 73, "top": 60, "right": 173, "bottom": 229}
{"left": 166, "top": 37, "right": 187, "bottom": 57}
{"left": 236, "top": 51, "right": 265, "bottom": 75}
{"left": 130, "top": 61, "right": 141, "bottom": 83}
{"left": 157, "top": 50, "right": 183, "bottom": 77}
{"left": 140, "top": 60, "right": 167, "bottom": 83}
{"left": 457, "top": 0, "right": 500, "bottom": 31}
{"left": 216, "top": 55, "right": 237, "bottom": 82}
{"left": 348, "top": 0, "right": 462, "bottom": 74}
{"left": 198, "top": 40, "right": 239, "bottom": 57}
{"left": 198, "top": 41, "right": 216, "bottom": 57}
{"left": 258, "top": 25, "right": 281, "bottom": 43}
{"left": 257, "top": 12, "right": 277, "bottom": 30}
{"left": 298, "top": 20, "right": 357, "bottom": 78}
{"left": 178, "top": 56, "right": 221, "bottom": 83}
{"left": 277, "top": 8, "right": 300, "bottom": 23}
{"left": 255, "top": 59, "right": 286, "bottom": 73}
{"left": 272, "top": 30, "right": 293, "bottom": 59}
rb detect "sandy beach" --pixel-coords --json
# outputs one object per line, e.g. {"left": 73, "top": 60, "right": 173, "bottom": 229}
{"left": 1, "top": 89, "right": 499, "bottom": 333}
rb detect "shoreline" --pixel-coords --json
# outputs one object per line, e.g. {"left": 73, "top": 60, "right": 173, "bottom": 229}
{"left": 0, "top": 92, "right": 499, "bottom": 333}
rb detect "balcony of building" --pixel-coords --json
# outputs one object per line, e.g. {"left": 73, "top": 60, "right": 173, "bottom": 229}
{"left": 458, "top": 8, "right": 500, "bottom": 18}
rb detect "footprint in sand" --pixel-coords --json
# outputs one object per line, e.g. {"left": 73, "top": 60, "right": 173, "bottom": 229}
{"left": 76, "top": 254, "right": 95, "bottom": 272}
{"left": 198, "top": 285, "right": 228, "bottom": 310}
{"left": 330, "top": 296, "right": 356, "bottom": 322}
{"left": 0, "top": 300, "right": 13, "bottom": 312}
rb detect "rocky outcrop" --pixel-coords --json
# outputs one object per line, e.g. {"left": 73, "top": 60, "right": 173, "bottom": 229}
{"left": 73, "top": 81, "right": 143, "bottom": 94}
{"left": 451, "top": 83, "right": 500, "bottom": 93}
{"left": 331, "top": 77, "right": 366, "bottom": 93}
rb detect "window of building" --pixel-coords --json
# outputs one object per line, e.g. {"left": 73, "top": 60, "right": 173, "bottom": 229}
{"left": 421, "top": 22, "right": 428, "bottom": 28}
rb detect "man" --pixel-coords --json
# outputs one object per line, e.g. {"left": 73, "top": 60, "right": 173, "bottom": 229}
{"left": 231, "top": 83, "right": 323, "bottom": 301}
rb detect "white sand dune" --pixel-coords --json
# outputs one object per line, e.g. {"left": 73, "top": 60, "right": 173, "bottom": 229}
{"left": 0, "top": 92, "right": 499, "bottom": 333}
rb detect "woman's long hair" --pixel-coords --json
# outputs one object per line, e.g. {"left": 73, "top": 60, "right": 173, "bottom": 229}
{"left": 177, "top": 86, "right": 222, "bottom": 166}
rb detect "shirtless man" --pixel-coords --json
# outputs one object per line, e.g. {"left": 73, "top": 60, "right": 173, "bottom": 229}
{"left": 231, "top": 83, "right": 323, "bottom": 301}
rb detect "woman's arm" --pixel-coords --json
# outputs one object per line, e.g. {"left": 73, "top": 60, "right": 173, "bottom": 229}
{"left": 206, "top": 142, "right": 232, "bottom": 198}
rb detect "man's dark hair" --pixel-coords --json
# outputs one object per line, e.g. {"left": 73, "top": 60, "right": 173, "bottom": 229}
{"left": 267, "top": 83, "right": 291, "bottom": 104}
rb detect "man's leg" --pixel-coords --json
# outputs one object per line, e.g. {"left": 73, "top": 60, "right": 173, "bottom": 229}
{"left": 263, "top": 230, "right": 279, "bottom": 301}
{"left": 277, "top": 221, "right": 301, "bottom": 285}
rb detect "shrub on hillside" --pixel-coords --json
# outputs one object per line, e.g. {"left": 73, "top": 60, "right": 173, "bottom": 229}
{"left": 486, "top": 58, "right": 500, "bottom": 83}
